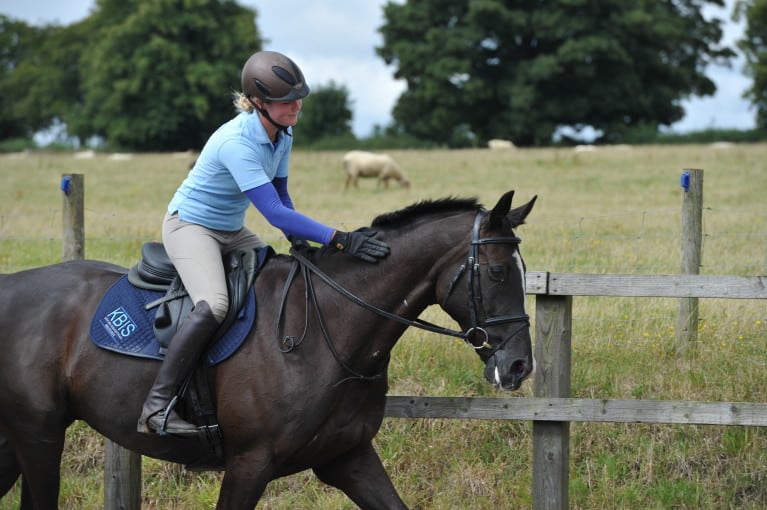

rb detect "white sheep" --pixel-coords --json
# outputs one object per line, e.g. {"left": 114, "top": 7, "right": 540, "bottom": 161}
{"left": 487, "top": 139, "right": 515, "bottom": 150}
{"left": 342, "top": 150, "right": 410, "bottom": 190}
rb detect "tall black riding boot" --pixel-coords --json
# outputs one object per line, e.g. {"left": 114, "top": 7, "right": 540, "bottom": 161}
{"left": 137, "top": 300, "right": 219, "bottom": 436}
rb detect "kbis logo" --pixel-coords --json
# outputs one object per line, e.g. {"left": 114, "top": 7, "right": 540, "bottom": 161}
{"left": 101, "top": 306, "right": 137, "bottom": 340}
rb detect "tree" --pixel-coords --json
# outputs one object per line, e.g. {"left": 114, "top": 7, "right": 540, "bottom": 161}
{"left": 377, "top": 0, "right": 735, "bottom": 146}
{"left": 736, "top": 0, "right": 767, "bottom": 129}
{"left": 0, "top": 16, "right": 81, "bottom": 140}
{"left": 0, "top": 16, "right": 34, "bottom": 139}
{"left": 72, "top": 0, "right": 262, "bottom": 151}
{"left": 296, "top": 81, "right": 354, "bottom": 143}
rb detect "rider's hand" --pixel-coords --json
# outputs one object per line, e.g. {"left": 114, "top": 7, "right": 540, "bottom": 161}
{"left": 331, "top": 230, "right": 390, "bottom": 263}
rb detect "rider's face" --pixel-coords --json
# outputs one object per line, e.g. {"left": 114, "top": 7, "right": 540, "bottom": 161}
{"left": 263, "top": 99, "right": 303, "bottom": 127}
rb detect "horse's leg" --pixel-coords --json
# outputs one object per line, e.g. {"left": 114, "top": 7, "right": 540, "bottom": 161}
{"left": 0, "top": 433, "right": 38, "bottom": 510}
{"left": 0, "top": 436, "right": 59, "bottom": 510}
{"left": 313, "top": 441, "right": 408, "bottom": 510}
{"left": 19, "top": 477, "right": 34, "bottom": 510}
{"left": 0, "top": 433, "right": 21, "bottom": 497}
{"left": 215, "top": 451, "right": 274, "bottom": 510}
{"left": 11, "top": 434, "right": 65, "bottom": 510}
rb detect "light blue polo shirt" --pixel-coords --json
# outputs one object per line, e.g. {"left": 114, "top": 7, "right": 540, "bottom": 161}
{"left": 168, "top": 111, "right": 292, "bottom": 231}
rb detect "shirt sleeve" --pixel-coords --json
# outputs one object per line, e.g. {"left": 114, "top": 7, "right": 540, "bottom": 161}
{"left": 218, "top": 139, "right": 272, "bottom": 190}
{"left": 244, "top": 183, "right": 334, "bottom": 244}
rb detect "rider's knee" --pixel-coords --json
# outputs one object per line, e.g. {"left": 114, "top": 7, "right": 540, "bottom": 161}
{"left": 208, "top": 293, "right": 229, "bottom": 324}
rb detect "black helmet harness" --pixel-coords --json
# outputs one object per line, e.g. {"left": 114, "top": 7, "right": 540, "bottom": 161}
{"left": 248, "top": 97, "right": 292, "bottom": 135}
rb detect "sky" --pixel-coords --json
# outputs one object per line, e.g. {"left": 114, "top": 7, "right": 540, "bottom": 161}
{"left": 0, "top": 0, "right": 755, "bottom": 138}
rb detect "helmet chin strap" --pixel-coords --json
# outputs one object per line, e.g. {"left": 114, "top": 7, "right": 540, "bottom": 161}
{"left": 248, "top": 98, "right": 291, "bottom": 135}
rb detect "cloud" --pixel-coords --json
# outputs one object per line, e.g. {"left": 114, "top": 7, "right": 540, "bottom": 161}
{"left": 670, "top": 0, "right": 756, "bottom": 131}
{"left": 292, "top": 55, "right": 406, "bottom": 137}
{"left": 674, "top": 66, "right": 754, "bottom": 131}
{"left": 253, "top": 0, "right": 406, "bottom": 136}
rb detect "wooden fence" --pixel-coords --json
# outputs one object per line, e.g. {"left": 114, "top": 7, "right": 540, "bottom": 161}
{"left": 56, "top": 173, "right": 767, "bottom": 509}
{"left": 386, "top": 270, "right": 767, "bottom": 510}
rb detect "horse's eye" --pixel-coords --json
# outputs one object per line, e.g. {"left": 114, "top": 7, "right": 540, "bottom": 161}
{"left": 487, "top": 265, "right": 506, "bottom": 283}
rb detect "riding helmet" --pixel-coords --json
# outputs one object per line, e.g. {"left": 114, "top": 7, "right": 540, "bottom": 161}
{"left": 241, "top": 51, "right": 310, "bottom": 102}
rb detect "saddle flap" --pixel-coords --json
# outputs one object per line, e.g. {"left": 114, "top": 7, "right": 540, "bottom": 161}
{"left": 217, "top": 246, "right": 273, "bottom": 339}
{"left": 153, "top": 276, "right": 193, "bottom": 349}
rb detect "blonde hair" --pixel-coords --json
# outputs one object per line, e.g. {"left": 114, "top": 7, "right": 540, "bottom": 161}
{"left": 233, "top": 92, "right": 257, "bottom": 113}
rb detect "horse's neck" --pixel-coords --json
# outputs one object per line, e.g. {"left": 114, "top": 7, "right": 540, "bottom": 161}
{"left": 259, "top": 220, "right": 467, "bottom": 384}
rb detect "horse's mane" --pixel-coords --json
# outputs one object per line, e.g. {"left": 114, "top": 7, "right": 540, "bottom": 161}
{"left": 305, "top": 197, "right": 481, "bottom": 260}
{"left": 371, "top": 197, "right": 480, "bottom": 228}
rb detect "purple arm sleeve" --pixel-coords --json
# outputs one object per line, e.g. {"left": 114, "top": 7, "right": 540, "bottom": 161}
{"left": 245, "top": 183, "right": 334, "bottom": 245}
{"left": 272, "top": 176, "right": 294, "bottom": 210}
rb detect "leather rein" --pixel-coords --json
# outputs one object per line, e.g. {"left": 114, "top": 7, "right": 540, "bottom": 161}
{"left": 274, "top": 209, "right": 529, "bottom": 381}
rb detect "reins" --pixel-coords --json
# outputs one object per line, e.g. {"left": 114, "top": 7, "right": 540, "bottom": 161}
{"left": 273, "top": 209, "right": 530, "bottom": 382}
{"left": 274, "top": 249, "right": 469, "bottom": 384}
{"left": 290, "top": 250, "right": 470, "bottom": 339}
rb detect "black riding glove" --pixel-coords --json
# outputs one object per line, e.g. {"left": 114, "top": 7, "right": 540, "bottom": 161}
{"left": 331, "top": 230, "right": 390, "bottom": 263}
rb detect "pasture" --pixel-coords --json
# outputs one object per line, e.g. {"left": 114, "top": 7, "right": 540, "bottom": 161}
{"left": 1, "top": 144, "right": 766, "bottom": 509}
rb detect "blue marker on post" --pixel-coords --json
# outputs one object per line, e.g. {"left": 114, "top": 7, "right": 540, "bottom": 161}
{"left": 61, "top": 175, "right": 72, "bottom": 195}
{"left": 680, "top": 170, "right": 690, "bottom": 192}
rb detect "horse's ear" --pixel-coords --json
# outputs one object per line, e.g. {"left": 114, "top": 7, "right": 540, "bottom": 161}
{"left": 489, "top": 190, "right": 515, "bottom": 227}
{"left": 508, "top": 195, "right": 537, "bottom": 228}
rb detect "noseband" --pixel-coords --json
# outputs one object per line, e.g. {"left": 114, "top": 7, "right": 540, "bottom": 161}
{"left": 442, "top": 210, "right": 530, "bottom": 354}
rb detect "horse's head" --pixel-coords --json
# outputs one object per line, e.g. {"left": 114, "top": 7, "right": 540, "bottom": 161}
{"left": 437, "top": 190, "right": 537, "bottom": 391}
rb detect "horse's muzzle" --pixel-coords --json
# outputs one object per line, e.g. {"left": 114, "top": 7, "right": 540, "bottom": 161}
{"left": 484, "top": 354, "right": 533, "bottom": 391}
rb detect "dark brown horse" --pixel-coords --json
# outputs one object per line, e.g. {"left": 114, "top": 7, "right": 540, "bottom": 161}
{"left": 0, "top": 191, "right": 536, "bottom": 509}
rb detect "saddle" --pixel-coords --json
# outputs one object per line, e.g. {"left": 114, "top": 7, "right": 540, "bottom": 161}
{"left": 127, "top": 242, "right": 272, "bottom": 351}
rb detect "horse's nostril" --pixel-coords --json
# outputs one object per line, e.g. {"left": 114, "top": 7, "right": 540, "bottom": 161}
{"left": 511, "top": 359, "right": 527, "bottom": 377}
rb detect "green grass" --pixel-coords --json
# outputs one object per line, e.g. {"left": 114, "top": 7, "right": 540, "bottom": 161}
{"left": 1, "top": 145, "right": 766, "bottom": 509}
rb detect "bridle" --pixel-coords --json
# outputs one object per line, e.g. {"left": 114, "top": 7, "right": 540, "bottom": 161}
{"left": 275, "top": 209, "right": 529, "bottom": 380}
{"left": 442, "top": 209, "right": 530, "bottom": 357}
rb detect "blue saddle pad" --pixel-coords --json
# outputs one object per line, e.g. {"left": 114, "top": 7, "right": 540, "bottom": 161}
{"left": 89, "top": 275, "right": 255, "bottom": 366}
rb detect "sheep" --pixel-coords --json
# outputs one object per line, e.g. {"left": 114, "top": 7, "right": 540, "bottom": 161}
{"left": 487, "top": 139, "right": 515, "bottom": 150}
{"left": 342, "top": 150, "right": 410, "bottom": 190}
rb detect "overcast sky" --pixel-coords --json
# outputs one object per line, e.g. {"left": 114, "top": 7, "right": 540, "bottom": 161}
{"left": 0, "top": 0, "right": 755, "bottom": 138}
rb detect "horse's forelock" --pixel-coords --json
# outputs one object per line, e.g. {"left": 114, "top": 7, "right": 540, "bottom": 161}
{"left": 371, "top": 197, "right": 480, "bottom": 228}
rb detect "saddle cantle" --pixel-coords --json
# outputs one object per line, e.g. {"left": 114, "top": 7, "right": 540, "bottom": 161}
{"left": 128, "top": 241, "right": 177, "bottom": 290}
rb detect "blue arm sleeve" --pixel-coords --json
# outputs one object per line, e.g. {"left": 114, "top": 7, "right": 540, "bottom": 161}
{"left": 272, "top": 176, "right": 294, "bottom": 210}
{"left": 245, "top": 183, "right": 334, "bottom": 245}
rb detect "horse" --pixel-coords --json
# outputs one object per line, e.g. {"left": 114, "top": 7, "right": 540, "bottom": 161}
{"left": 0, "top": 190, "right": 536, "bottom": 509}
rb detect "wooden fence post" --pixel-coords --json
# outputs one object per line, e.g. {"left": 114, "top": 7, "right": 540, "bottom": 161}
{"left": 61, "top": 173, "right": 142, "bottom": 510}
{"left": 105, "top": 440, "right": 141, "bottom": 510}
{"left": 676, "top": 169, "right": 703, "bottom": 358}
{"left": 61, "top": 174, "right": 84, "bottom": 261}
{"left": 532, "top": 294, "right": 572, "bottom": 510}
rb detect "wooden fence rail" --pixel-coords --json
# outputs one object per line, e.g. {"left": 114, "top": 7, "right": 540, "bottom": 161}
{"left": 385, "top": 396, "right": 767, "bottom": 427}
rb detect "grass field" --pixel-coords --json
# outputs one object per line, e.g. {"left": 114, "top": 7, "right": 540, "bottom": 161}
{"left": 1, "top": 144, "right": 766, "bottom": 509}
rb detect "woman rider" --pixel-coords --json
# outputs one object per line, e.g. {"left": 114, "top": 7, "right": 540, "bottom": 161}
{"left": 138, "top": 50, "right": 390, "bottom": 436}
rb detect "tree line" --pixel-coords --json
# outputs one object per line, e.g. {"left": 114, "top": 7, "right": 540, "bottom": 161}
{"left": 1, "top": 0, "right": 766, "bottom": 151}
